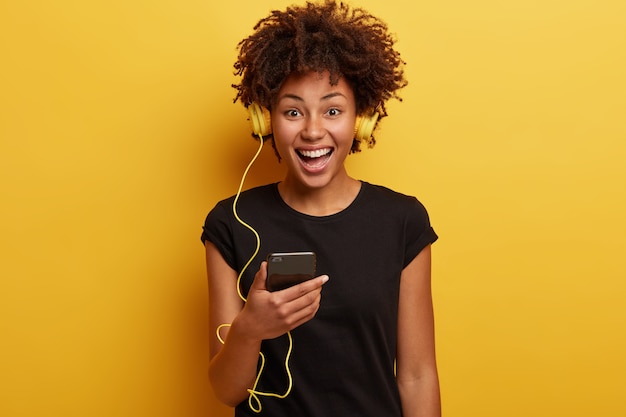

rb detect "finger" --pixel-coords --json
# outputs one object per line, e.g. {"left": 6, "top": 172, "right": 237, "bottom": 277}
{"left": 281, "top": 281, "right": 324, "bottom": 316}
{"left": 279, "top": 275, "right": 329, "bottom": 301}
{"left": 249, "top": 261, "right": 268, "bottom": 291}
{"left": 284, "top": 292, "right": 323, "bottom": 330}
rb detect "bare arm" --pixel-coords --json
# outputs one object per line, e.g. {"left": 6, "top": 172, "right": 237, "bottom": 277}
{"left": 206, "top": 242, "right": 328, "bottom": 407}
{"left": 206, "top": 241, "right": 259, "bottom": 406}
{"left": 396, "top": 245, "right": 441, "bottom": 417}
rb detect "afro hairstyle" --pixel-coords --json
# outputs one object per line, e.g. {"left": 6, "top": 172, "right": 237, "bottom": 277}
{"left": 233, "top": 0, "right": 407, "bottom": 152}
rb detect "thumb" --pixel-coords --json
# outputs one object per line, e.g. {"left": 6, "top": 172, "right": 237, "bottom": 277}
{"left": 249, "top": 261, "right": 268, "bottom": 292}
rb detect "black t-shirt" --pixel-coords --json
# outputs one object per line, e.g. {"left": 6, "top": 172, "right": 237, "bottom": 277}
{"left": 202, "top": 182, "right": 437, "bottom": 416}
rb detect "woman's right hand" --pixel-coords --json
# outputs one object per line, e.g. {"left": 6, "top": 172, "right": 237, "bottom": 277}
{"left": 207, "top": 243, "right": 329, "bottom": 407}
{"left": 233, "top": 261, "right": 329, "bottom": 342}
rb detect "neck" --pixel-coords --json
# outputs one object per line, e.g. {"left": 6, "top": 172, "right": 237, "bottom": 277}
{"left": 278, "top": 175, "right": 361, "bottom": 216}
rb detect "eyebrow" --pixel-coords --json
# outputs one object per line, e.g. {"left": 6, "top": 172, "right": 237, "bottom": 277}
{"left": 278, "top": 92, "right": 347, "bottom": 102}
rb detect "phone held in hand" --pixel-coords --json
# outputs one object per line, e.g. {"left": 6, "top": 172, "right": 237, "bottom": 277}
{"left": 266, "top": 252, "right": 317, "bottom": 292}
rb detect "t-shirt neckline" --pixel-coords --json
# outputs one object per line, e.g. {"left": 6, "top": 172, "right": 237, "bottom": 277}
{"left": 271, "top": 181, "right": 367, "bottom": 221}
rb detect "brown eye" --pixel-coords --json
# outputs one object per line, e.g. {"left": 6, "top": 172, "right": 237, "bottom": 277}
{"left": 327, "top": 108, "right": 341, "bottom": 117}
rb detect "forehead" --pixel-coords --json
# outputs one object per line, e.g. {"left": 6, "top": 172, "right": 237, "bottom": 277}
{"left": 276, "top": 71, "right": 355, "bottom": 102}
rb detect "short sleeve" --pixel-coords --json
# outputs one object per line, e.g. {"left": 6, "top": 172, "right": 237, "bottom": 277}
{"left": 403, "top": 197, "right": 438, "bottom": 267}
{"left": 201, "top": 202, "right": 237, "bottom": 270}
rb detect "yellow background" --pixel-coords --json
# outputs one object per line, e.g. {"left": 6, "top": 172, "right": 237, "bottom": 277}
{"left": 1, "top": 0, "right": 624, "bottom": 416}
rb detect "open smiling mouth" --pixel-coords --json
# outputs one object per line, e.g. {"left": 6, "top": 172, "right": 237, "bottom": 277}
{"left": 297, "top": 148, "right": 333, "bottom": 168}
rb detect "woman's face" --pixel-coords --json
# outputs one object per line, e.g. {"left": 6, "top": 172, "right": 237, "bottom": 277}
{"left": 271, "top": 71, "right": 356, "bottom": 191}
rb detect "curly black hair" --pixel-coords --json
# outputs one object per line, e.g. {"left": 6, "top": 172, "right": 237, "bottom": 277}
{"left": 233, "top": 0, "right": 407, "bottom": 152}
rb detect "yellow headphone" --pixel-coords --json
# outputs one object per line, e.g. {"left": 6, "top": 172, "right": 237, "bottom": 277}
{"left": 248, "top": 102, "right": 379, "bottom": 141}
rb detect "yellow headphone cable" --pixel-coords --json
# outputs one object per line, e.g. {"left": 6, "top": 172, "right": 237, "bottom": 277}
{"left": 215, "top": 134, "right": 295, "bottom": 413}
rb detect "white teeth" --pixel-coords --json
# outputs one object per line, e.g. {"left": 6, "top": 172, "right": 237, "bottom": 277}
{"left": 299, "top": 148, "right": 331, "bottom": 158}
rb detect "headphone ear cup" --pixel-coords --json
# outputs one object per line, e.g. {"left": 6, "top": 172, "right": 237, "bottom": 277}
{"left": 249, "top": 102, "right": 272, "bottom": 136}
{"left": 354, "top": 111, "right": 380, "bottom": 142}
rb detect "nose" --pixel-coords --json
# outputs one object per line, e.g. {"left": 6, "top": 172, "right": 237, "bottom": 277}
{"left": 301, "top": 114, "right": 325, "bottom": 141}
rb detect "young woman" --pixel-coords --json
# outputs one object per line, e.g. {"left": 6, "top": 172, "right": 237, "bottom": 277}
{"left": 202, "top": 2, "right": 440, "bottom": 416}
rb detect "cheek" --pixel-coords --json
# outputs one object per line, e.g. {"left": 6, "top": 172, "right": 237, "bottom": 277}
{"left": 272, "top": 122, "right": 302, "bottom": 151}
{"left": 271, "top": 131, "right": 294, "bottom": 158}
{"left": 330, "top": 122, "right": 356, "bottom": 147}
{"left": 271, "top": 119, "right": 294, "bottom": 140}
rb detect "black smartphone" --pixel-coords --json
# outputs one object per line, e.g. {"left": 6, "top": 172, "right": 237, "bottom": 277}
{"left": 266, "top": 252, "right": 317, "bottom": 292}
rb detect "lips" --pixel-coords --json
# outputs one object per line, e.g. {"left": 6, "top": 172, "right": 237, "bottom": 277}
{"left": 296, "top": 147, "right": 333, "bottom": 169}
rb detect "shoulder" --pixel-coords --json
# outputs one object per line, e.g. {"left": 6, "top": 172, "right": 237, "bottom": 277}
{"left": 204, "top": 183, "right": 278, "bottom": 226}
{"left": 359, "top": 182, "right": 434, "bottom": 228}
{"left": 362, "top": 182, "right": 415, "bottom": 200}
{"left": 201, "top": 183, "right": 279, "bottom": 247}
{"left": 361, "top": 182, "right": 428, "bottom": 211}
{"left": 213, "top": 183, "right": 278, "bottom": 209}
{"left": 357, "top": 182, "right": 438, "bottom": 264}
